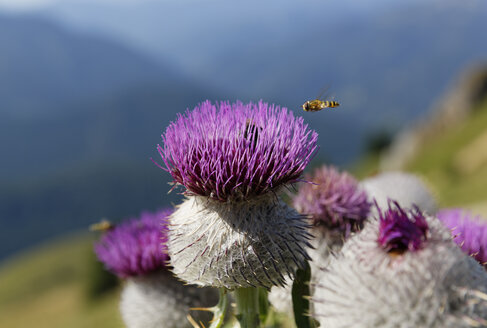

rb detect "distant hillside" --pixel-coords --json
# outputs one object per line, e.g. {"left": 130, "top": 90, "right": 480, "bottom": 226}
{"left": 382, "top": 66, "right": 487, "bottom": 170}
{"left": 0, "top": 14, "right": 179, "bottom": 119}
{"left": 0, "top": 15, "right": 219, "bottom": 176}
{"left": 404, "top": 97, "right": 487, "bottom": 209}
{"left": 0, "top": 82, "right": 216, "bottom": 180}
{"left": 0, "top": 160, "right": 185, "bottom": 260}
{"left": 0, "top": 80, "right": 218, "bottom": 259}
{"left": 0, "top": 13, "right": 219, "bottom": 180}
{"left": 0, "top": 14, "right": 221, "bottom": 260}
{"left": 366, "top": 67, "right": 487, "bottom": 212}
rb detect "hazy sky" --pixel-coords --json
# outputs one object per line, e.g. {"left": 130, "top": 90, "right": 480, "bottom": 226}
{"left": 0, "top": 0, "right": 412, "bottom": 11}
{"left": 0, "top": 0, "right": 157, "bottom": 10}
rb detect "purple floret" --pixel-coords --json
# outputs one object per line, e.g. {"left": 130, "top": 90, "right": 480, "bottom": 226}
{"left": 438, "top": 208, "right": 487, "bottom": 266}
{"left": 157, "top": 100, "right": 318, "bottom": 202}
{"left": 293, "top": 165, "right": 370, "bottom": 236}
{"left": 94, "top": 209, "right": 171, "bottom": 278}
{"left": 377, "top": 201, "right": 429, "bottom": 253}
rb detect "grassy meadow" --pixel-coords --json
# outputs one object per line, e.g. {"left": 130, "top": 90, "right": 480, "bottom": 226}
{"left": 0, "top": 234, "right": 123, "bottom": 328}
{"left": 355, "top": 98, "right": 487, "bottom": 216}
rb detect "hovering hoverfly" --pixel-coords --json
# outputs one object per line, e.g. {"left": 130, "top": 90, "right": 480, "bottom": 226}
{"left": 302, "top": 87, "right": 340, "bottom": 112}
{"left": 89, "top": 219, "right": 114, "bottom": 232}
{"left": 302, "top": 99, "right": 340, "bottom": 112}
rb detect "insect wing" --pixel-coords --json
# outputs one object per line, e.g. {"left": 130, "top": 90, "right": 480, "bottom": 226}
{"left": 316, "top": 85, "right": 330, "bottom": 102}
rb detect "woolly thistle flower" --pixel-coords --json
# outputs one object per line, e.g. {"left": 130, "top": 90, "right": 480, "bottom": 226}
{"left": 438, "top": 208, "right": 487, "bottom": 266}
{"left": 377, "top": 201, "right": 428, "bottom": 253}
{"left": 360, "top": 171, "right": 437, "bottom": 214}
{"left": 157, "top": 100, "right": 317, "bottom": 289}
{"left": 94, "top": 210, "right": 218, "bottom": 328}
{"left": 95, "top": 209, "right": 171, "bottom": 278}
{"left": 293, "top": 165, "right": 371, "bottom": 238}
{"left": 158, "top": 100, "right": 317, "bottom": 202}
{"left": 313, "top": 202, "right": 487, "bottom": 328}
{"left": 269, "top": 165, "right": 370, "bottom": 315}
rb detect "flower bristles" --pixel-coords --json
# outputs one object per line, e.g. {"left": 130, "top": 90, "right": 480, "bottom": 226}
{"left": 157, "top": 100, "right": 318, "bottom": 202}
{"left": 293, "top": 165, "right": 370, "bottom": 236}
{"left": 438, "top": 208, "right": 487, "bottom": 266}
{"left": 94, "top": 209, "right": 171, "bottom": 278}
{"left": 377, "top": 201, "right": 429, "bottom": 253}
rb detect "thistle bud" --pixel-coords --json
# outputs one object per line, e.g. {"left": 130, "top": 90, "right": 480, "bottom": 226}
{"left": 361, "top": 171, "right": 437, "bottom": 214}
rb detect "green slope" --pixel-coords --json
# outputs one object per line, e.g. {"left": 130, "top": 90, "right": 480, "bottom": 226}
{"left": 405, "top": 99, "right": 487, "bottom": 209}
{"left": 0, "top": 233, "right": 123, "bottom": 328}
{"left": 353, "top": 97, "right": 487, "bottom": 213}
{"left": 0, "top": 234, "right": 294, "bottom": 328}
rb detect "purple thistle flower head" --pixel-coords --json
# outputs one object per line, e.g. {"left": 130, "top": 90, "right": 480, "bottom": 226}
{"left": 157, "top": 100, "right": 318, "bottom": 202}
{"left": 94, "top": 209, "right": 172, "bottom": 278}
{"left": 377, "top": 200, "right": 429, "bottom": 253}
{"left": 438, "top": 208, "right": 487, "bottom": 266}
{"left": 293, "top": 165, "right": 371, "bottom": 236}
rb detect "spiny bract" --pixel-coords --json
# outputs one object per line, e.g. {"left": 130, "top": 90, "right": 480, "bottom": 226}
{"left": 313, "top": 203, "right": 487, "bottom": 328}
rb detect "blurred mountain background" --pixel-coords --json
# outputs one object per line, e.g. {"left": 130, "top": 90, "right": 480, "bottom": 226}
{"left": 1, "top": 0, "right": 487, "bottom": 326}
{"left": 0, "top": 0, "right": 487, "bottom": 272}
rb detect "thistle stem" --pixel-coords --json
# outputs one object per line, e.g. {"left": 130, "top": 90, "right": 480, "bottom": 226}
{"left": 208, "top": 288, "right": 229, "bottom": 328}
{"left": 234, "top": 287, "right": 260, "bottom": 328}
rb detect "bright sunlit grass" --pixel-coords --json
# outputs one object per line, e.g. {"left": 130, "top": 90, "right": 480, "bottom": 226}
{"left": 0, "top": 233, "right": 123, "bottom": 328}
{"left": 406, "top": 99, "right": 487, "bottom": 208}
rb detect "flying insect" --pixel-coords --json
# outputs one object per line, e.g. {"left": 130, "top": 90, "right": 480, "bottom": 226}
{"left": 303, "top": 87, "right": 340, "bottom": 112}
{"left": 302, "top": 99, "right": 340, "bottom": 112}
{"left": 89, "top": 219, "right": 114, "bottom": 232}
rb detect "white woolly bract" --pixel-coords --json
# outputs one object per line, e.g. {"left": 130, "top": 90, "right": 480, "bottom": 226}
{"left": 268, "top": 276, "right": 294, "bottom": 316}
{"left": 269, "top": 230, "right": 342, "bottom": 315}
{"left": 168, "top": 195, "right": 312, "bottom": 289}
{"left": 120, "top": 272, "right": 218, "bottom": 328}
{"left": 361, "top": 172, "right": 437, "bottom": 214}
{"left": 313, "top": 216, "right": 487, "bottom": 328}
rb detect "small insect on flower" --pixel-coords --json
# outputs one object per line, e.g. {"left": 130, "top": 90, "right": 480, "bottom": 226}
{"left": 89, "top": 219, "right": 114, "bottom": 232}
{"left": 243, "top": 118, "right": 262, "bottom": 147}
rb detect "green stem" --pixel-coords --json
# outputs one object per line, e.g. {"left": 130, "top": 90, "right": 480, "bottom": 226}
{"left": 234, "top": 287, "right": 260, "bottom": 328}
{"left": 292, "top": 261, "right": 312, "bottom": 328}
{"left": 257, "top": 287, "right": 269, "bottom": 324}
{"left": 207, "top": 288, "right": 228, "bottom": 328}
